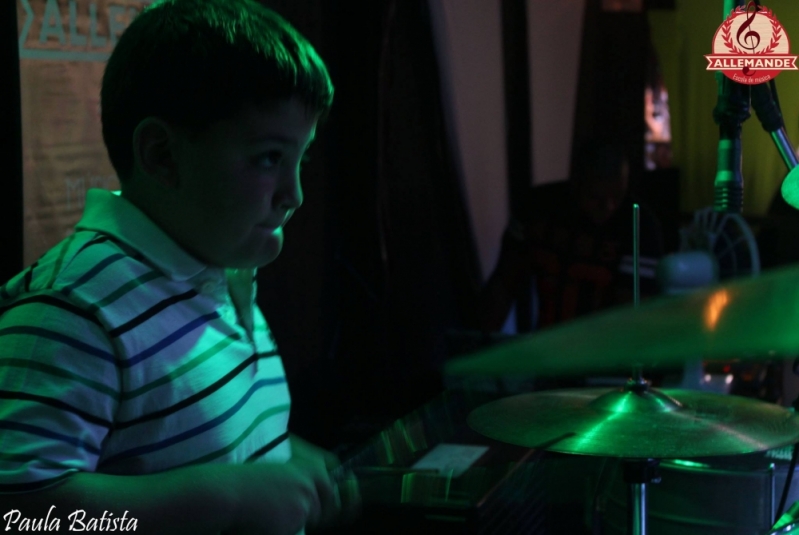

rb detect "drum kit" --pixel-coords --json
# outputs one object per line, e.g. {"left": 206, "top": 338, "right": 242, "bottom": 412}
{"left": 446, "top": 194, "right": 799, "bottom": 535}
{"left": 446, "top": 261, "right": 799, "bottom": 535}
{"left": 456, "top": 189, "right": 799, "bottom": 533}
{"left": 444, "top": 0, "right": 799, "bottom": 530}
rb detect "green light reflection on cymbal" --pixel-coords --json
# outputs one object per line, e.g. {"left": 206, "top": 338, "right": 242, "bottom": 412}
{"left": 573, "top": 393, "right": 634, "bottom": 449}
{"left": 670, "top": 459, "right": 711, "bottom": 469}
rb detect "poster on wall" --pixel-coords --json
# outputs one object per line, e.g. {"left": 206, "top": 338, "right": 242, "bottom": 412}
{"left": 17, "top": 0, "right": 152, "bottom": 265}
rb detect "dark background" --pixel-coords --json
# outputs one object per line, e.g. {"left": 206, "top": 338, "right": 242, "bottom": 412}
{"left": 255, "top": 0, "right": 483, "bottom": 450}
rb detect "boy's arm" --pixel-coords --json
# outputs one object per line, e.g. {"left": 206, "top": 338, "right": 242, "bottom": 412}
{"left": 0, "top": 298, "right": 338, "bottom": 534}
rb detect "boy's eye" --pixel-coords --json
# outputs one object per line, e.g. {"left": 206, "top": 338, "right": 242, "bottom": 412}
{"left": 258, "top": 150, "right": 284, "bottom": 168}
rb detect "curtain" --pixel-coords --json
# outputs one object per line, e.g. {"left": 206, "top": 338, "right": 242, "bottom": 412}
{"left": 1, "top": 0, "right": 23, "bottom": 284}
{"left": 256, "top": 0, "right": 482, "bottom": 448}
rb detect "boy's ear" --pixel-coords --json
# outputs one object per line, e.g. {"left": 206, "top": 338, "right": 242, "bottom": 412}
{"left": 132, "top": 117, "right": 180, "bottom": 189}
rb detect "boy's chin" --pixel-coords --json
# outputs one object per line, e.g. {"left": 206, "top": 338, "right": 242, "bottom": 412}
{"left": 203, "top": 248, "right": 281, "bottom": 269}
{"left": 239, "top": 245, "right": 284, "bottom": 269}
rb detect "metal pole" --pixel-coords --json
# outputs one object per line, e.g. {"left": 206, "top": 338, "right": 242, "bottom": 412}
{"left": 633, "top": 203, "right": 640, "bottom": 307}
{"left": 628, "top": 482, "right": 647, "bottom": 535}
{"left": 632, "top": 204, "right": 642, "bottom": 384}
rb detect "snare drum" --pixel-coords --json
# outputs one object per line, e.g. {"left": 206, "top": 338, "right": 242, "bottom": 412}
{"left": 603, "top": 447, "right": 799, "bottom": 535}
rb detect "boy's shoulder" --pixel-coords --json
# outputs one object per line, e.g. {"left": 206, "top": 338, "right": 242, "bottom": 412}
{"left": 3, "top": 230, "right": 155, "bottom": 307}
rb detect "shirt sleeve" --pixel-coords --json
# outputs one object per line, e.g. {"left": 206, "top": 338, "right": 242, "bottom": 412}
{"left": 0, "top": 291, "right": 120, "bottom": 493}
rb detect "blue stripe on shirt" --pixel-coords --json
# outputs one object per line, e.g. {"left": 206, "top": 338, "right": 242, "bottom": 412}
{"left": 103, "top": 377, "right": 287, "bottom": 462}
{"left": 0, "top": 326, "right": 115, "bottom": 363}
{"left": 123, "top": 312, "right": 221, "bottom": 367}
{"left": 61, "top": 254, "right": 127, "bottom": 296}
{"left": 0, "top": 421, "right": 101, "bottom": 455}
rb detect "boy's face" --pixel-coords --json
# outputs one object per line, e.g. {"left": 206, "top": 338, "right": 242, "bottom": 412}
{"left": 168, "top": 98, "right": 317, "bottom": 268}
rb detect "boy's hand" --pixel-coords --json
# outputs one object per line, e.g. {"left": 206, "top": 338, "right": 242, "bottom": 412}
{"left": 224, "top": 462, "right": 324, "bottom": 535}
{"left": 223, "top": 437, "right": 361, "bottom": 534}
{"left": 289, "top": 434, "right": 362, "bottom": 531}
{"left": 290, "top": 434, "right": 340, "bottom": 472}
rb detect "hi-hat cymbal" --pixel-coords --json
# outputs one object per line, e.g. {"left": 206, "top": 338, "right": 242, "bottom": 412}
{"left": 468, "top": 387, "right": 799, "bottom": 458}
{"left": 447, "top": 264, "right": 799, "bottom": 378}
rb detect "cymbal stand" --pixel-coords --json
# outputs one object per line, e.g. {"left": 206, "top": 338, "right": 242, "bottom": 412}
{"left": 624, "top": 459, "right": 661, "bottom": 535}
{"left": 632, "top": 204, "right": 644, "bottom": 385}
{"left": 627, "top": 204, "right": 659, "bottom": 535}
{"left": 598, "top": 198, "right": 654, "bottom": 535}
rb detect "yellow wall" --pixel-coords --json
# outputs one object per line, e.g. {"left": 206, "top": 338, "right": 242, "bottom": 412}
{"left": 650, "top": 1, "right": 799, "bottom": 216}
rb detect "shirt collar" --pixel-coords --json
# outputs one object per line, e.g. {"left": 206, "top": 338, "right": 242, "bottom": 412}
{"left": 75, "top": 189, "right": 212, "bottom": 282}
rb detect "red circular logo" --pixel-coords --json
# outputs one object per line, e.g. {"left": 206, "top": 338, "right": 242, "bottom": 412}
{"left": 705, "top": 2, "right": 797, "bottom": 85}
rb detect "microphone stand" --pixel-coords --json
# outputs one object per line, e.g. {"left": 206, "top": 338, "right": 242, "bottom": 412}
{"left": 713, "top": 1, "right": 799, "bottom": 213}
{"left": 713, "top": 0, "right": 750, "bottom": 214}
{"left": 712, "top": 73, "right": 749, "bottom": 214}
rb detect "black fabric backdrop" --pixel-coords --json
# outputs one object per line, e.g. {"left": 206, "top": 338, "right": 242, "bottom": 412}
{"left": 255, "top": 0, "right": 482, "bottom": 450}
{"left": 1, "top": 0, "right": 24, "bottom": 285}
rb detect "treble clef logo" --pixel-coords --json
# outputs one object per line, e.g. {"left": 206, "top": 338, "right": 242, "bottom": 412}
{"left": 736, "top": 1, "right": 761, "bottom": 52}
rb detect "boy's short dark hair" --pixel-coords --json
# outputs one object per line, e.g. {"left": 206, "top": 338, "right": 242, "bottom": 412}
{"left": 101, "top": 0, "right": 334, "bottom": 181}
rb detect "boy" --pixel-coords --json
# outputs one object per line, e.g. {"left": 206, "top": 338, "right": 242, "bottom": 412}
{"left": 0, "top": 1, "right": 348, "bottom": 533}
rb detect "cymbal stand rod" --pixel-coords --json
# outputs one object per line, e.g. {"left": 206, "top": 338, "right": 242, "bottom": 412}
{"left": 624, "top": 459, "right": 660, "bottom": 535}
{"left": 632, "top": 204, "right": 643, "bottom": 384}
{"left": 633, "top": 203, "right": 640, "bottom": 308}
{"left": 629, "top": 482, "right": 646, "bottom": 535}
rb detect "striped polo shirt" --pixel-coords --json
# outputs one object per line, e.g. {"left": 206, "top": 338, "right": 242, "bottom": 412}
{"left": 0, "top": 189, "right": 292, "bottom": 493}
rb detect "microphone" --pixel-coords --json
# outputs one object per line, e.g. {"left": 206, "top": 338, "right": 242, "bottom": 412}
{"left": 712, "top": 73, "right": 750, "bottom": 213}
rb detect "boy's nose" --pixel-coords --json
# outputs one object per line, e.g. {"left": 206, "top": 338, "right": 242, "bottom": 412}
{"left": 276, "top": 169, "right": 303, "bottom": 210}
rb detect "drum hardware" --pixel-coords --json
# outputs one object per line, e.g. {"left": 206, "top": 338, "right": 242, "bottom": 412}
{"left": 776, "top": 443, "right": 799, "bottom": 527}
{"left": 447, "top": 22, "right": 799, "bottom": 522}
{"left": 330, "top": 388, "right": 552, "bottom": 535}
{"left": 771, "top": 525, "right": 799, "bottom": 535}
{"left": 771, "top": 366, "right": 799, "bottom": 529}
{"left": 600, "top": 449, "right": 798, "bottom": 534}
{"left": 467, "top": 383, "right": 799, "bottom": 535}
{"left": 592, "top": 458, "right": 621, "bottom": 535}
{"left": 454, "top": 199, "right": 799, "bottom": 534}
{"left": 772, "top": 501, "right": 799, "bottom": 534}
{"left": 622, "top": 459, "right": 660, "bottom": 535}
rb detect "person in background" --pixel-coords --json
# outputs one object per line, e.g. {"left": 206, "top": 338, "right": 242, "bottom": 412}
{"left": 0, "top": 1, "right": 357, "bottom": 534}
{"left": 480, "top": 143, "right": 664, "bottom": 333}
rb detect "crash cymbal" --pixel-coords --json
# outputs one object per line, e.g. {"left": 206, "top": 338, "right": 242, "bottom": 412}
{"left": 447, "top": 264, "right": 799, "bottom": 378}
{"left": 468, "top": 387, "right": 799, "bottom": 458}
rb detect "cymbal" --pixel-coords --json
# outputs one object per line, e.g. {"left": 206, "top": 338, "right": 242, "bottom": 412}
{"left": 468, "top": 387, "right": 799, "bottom": 458}
{"left": 447, "top": 264, "right": 799, "bottom": 378}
